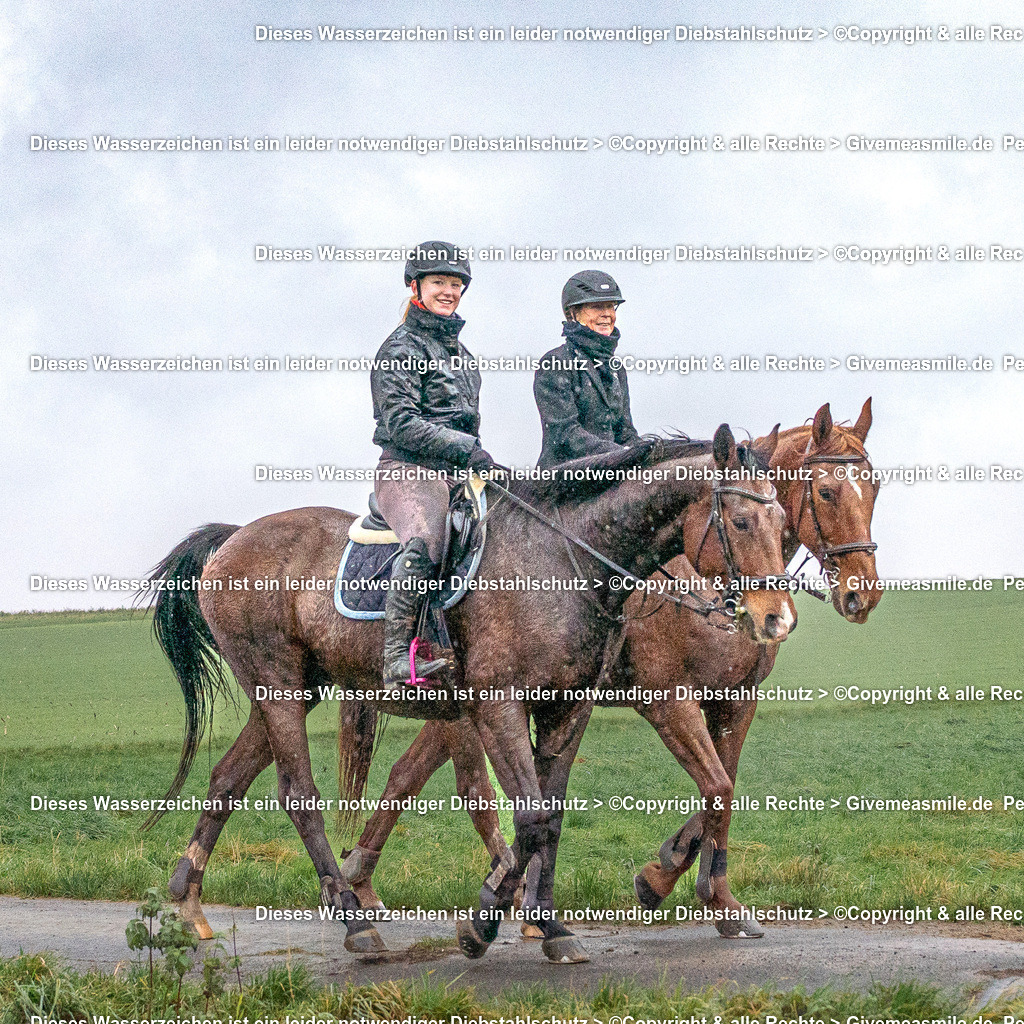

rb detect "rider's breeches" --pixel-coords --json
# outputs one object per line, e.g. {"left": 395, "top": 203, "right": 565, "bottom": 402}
{"left": 374, "top": 459, "right": 451, "bottom": 563}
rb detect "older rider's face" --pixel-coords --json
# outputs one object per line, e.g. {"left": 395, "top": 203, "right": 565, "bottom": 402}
{"left": 572, "top": 302, "right": 619, "bottom": 336}
{"left": 414, "top": 274, "right": 465, "bottom": 316}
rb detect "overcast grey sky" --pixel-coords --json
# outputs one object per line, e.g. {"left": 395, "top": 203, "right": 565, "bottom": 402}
{"left": 4, "top": 0, "right": 1024, "bottom": 610}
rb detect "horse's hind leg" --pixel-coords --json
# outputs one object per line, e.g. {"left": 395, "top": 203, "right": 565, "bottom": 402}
{"left": 344, "top": 718, "right": 507, "bottom": 909}
{"left": 169, "top": 710, "right": 273, "bottom": 938}
{"left": 258, "top": 697, "right": 385, "bottom": 954}
{"left": 518, "top": 700, "right": 593, "bottom": 963}
{"left": 344, "top": 719, "right": 455, "bottom": 908}
{"left": 342, "top": 720, "right": 452, "bottom": 910}
{"left": 446, "top": 719, "right": 509, "bottom": 856}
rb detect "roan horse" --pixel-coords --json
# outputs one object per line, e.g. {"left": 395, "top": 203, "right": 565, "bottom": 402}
{"left": 147, "top": 425, "right": 795, "bottom": 962}
{"left": 336, "top": 400, "right": 880, "bottom": 939}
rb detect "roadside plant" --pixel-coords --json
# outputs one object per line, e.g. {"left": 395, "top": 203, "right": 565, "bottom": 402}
{"left": 124, "top": 887, "right": 198, "bottom": 1013}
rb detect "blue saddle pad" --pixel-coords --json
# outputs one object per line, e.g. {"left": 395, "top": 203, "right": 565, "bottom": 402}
{"left": 334, "top": 488, "right": 487, "bottom": 620}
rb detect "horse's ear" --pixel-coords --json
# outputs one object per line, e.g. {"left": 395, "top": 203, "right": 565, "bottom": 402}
{"left": 851, "top": 397, "right": 873, "bottom": 442}
{"left": 754, "top": 423, "right": 780, "bottom": 464}
{"left": 812, "top": 403, "right": 833, "bottom": 446}
{"left": 713, "top": 423, "right": 736, "bottom": 469}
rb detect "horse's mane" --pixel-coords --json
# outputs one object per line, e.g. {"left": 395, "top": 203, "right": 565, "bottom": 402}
{"left": 510, "top": 430, "right": 767, "bottom": 506}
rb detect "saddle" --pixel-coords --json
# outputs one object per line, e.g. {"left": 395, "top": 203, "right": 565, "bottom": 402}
{"left": 333, "top": 476, "right": 488, "bottom": 621}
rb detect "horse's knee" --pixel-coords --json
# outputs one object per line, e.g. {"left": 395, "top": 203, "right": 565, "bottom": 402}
{"left": 513, "top": 809, "right": 551, "bottom": 855}
{"left": 458, "top": 770, "right": 496, "bottom": 803}
{"left": 706, "top": 775, "right": 733, "bottom": 815}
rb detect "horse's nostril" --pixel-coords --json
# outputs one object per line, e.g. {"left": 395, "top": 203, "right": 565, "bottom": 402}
{"left": 844, "top": 592, "right": 862, "bottom": 616}
{"left": 763, "top": 614, "right": 780, "bottom": 638}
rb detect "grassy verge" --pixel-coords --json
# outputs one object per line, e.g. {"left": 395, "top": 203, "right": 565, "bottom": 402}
{"left": 5, "top": 951, "right": 1020, "bottom": 1023}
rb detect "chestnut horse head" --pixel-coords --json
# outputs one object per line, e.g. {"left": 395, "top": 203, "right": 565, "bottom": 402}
{"left": 773, "top": 398, "right": 881, "bottom": 624}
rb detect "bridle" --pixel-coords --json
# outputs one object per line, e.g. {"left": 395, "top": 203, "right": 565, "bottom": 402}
{"left": 692, "top": 478, "right": 791, "bottom": 616}
{"left": 789, "top": 437, "right": 879, "bottom": 600}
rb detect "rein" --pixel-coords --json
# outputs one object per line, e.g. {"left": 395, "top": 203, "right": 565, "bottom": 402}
{"left": 485, "top": 478, "right": 732, "bottom": 628}
{"left": 482, "top": 467, "right": 788, "bottom": 701}
{"left": 485, "top": 470, "right": 788, "bottom": 631}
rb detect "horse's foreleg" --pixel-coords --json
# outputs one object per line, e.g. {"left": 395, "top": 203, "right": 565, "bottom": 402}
{"left": 342, "top": 719, "right": 455, "bottom": 909}
{"left": 259, "top": 698, "right": 386, "bottom": 954}
{"left": 632, "top": 699, "right": 735, "bottom": 914}
{"left": 169, "top": 711, "right": 273, "bottom": 938}
{"left": 700, "top": 696, "right": 762, "bottom": 937}
{"left": 521, "top": 700, "right": 593, "bottom": 963}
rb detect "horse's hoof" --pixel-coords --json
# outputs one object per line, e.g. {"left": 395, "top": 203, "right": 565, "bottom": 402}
{"left": 717, "top": 913, "right": 764, "bottom": 939}
{"left": 520, "top": 921, "right": 544, "bottom": 939}
{"left": 456, "top": 917, "right": 491, "bottom": 959}
{"left": 542, "top": 935, "right": 590, "bottom": 964}
{"left": 344, "top": 925, "right": 387, "bottom": 954}
{"left": 180, "top": 902, "right": 214, "bottom": 941}
{"left": 634, "top": 868, "right": 664, "bottom": 911}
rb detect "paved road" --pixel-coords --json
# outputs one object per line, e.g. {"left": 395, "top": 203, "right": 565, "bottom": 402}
{"left": 3, "top": 896, "right": 1023, "bottom": 1002}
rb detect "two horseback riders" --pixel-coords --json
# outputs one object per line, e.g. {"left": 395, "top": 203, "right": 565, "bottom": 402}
{"left": 150, "top": 242, "right": 806, "bottom": 959}
{"left": 373, "top": 242, "right": 639, "bottom": 692}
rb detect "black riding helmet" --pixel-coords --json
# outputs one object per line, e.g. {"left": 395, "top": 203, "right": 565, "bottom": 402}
{"left": 404, "top": 240, "right": 472, "bottom": 291}
{"left": 561, "top": 270, "right": 624, "bottom": 316}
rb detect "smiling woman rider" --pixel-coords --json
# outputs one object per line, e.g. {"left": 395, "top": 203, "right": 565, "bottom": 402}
{"left": 534, "top": 270, "right": 641, "bottom": 470}
{"left": 370, "top": 242, "right": 499, "bottom": 689}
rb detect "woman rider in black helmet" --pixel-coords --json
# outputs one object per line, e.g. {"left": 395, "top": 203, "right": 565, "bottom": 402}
{"left": 534, "top": 270, "right": 641, "bottom": 469}
{"left": 370, "top": 241, "right": 499, "bottom": 689}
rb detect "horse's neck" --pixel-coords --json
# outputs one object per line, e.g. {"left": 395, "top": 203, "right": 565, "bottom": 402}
{"left": 566, "top": 454, "right": 710, "bottom": 589}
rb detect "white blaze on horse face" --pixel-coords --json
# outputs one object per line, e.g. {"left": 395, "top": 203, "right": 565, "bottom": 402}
{"left": 781, "top": 601, "right": 796, "bottom": 631}
{"left": 847, "top": 476, "right": 864, "bottom": 500}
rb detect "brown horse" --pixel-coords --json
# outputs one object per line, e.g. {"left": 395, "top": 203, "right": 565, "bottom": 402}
{"left": 339, "top": 400, "right": 879, "bottom": 938}
{"left": 148, "top": 425, "right": 795, "bottom": 962}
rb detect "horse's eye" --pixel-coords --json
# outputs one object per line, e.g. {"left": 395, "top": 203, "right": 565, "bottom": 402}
{"left": 819, "top": 487, "right": 836, "bottom": 502}
{"left": 733, "top": 517, "right": 750, "bottom": 531}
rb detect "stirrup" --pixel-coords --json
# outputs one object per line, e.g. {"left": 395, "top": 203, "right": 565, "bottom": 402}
{"left": 386, "top": 638, "right": 448, "bottom": 690}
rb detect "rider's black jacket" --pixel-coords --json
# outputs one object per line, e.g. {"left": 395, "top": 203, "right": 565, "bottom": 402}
{"left": 371, "top": 304, "right": 482, "bottom": 470}
{"left": 534, "top": 320, "right": 641, "bottom": 469}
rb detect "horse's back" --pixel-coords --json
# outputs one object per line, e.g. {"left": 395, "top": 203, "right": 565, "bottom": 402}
{"left": 198, "top": 506, "right": 357, "bottom": 641}
{"left": 206, "top": 506, "right": 355, "bottom": 571}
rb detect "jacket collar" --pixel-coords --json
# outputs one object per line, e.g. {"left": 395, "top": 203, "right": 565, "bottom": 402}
{"left": 406, "top": 303, "right": 465, "bottom": 343}
{"left": 562, "top": 319, "right": 620, "bottom": 360}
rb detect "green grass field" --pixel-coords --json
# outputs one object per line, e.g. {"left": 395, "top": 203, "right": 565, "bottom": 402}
{"left": 2, "top": 590, "right": 1024, "bottom": 920}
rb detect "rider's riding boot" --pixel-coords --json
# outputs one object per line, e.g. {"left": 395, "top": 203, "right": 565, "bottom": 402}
{"left": 382, "top": 537, "right": 449, "bottom": 689}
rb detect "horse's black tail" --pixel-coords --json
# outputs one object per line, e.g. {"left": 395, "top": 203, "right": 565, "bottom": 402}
{"left": 337, "top": 699, "right": 387, "bottom": 835}
{"left": 141, "top": 523, "right": 240, "bottom": 830}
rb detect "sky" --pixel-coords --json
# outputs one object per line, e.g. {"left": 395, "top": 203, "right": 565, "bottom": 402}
{"left": 4, "top": 0, "right": 1024, "bottom": 610}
